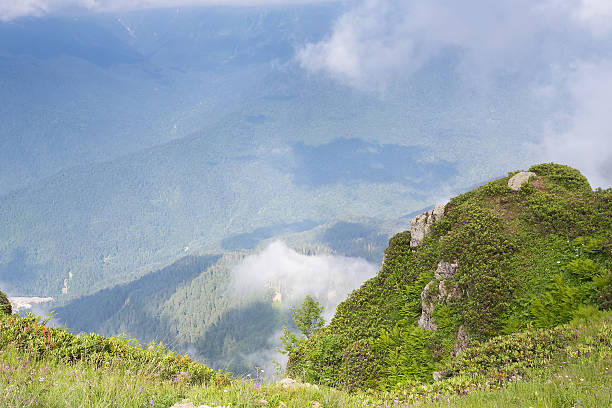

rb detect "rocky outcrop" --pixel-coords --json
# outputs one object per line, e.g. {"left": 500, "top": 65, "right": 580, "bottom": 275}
{"left": 418, "top": 261, "right": 460, "bottom": 330}
{"left": 418, "top": 261, "right": 471, "bottom": 358}
{"left": 410, "top": 204, "right": 445, "bottom": 248}
{"left": 508, "top": 171, "right": 536, "bottom": 191}
{"left": 453, "top": 324, "right": 470, "bottom": 356}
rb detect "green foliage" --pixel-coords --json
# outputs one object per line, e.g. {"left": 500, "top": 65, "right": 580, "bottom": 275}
{"left": 285, "top": 332, "right": 346, "bottom": 387}
{"left": 567, "top": 258, "right": 600, "bottom": 281}
{"left": 531, "top": 274, "right": 583, "bottom": 328}
{"left": 443, "top": 324, "right": 579, "bottom": 380}
{"left": 0, "top": 290, "right": 11, "bottom": 315}
{"left": 279, "top": 326, "right": 301, "bottom": 356}
{"left": 292, "top": 295, "right": 325, "bottom": 339}
{"left": 523, "top": 191, "right": 576, "bottom": 233}
{"left": 375, "top": 325, "right": 435, "bottom": 387}
{"left": 482, "top": 178, "right": 511, "bottom": 197}
{"left": 439, "top": 201, "right": 516, "bottom": 338}
{"left": 594, "top": 269, "right": 612, "bottom": 310}
{"left": 529, "top": 163, "right": 591, "bottom": 193}
{"left": 280, "top": 296, "right": 325, "bottom": 360}
{"left": 337, "top": 338, "right": 382, "bottom": 391}
{"left": 0, "top": 310, "right": 611, "bottom": 407}
{"left": 0, "top": 313, "right": 230, "bottom": 387}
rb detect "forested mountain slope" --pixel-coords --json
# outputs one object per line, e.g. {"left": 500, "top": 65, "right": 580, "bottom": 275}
{"left": 51, "top": 217, "right": 393, "bottom": 374}
{"left": 286, "top": 163, "right": 612, "bottom": 390}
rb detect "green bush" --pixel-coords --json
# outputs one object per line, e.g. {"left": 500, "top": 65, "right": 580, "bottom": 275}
{"left": 0, "top": 314, "right": 230, "bottom": 386}
{"left": 567, "top": 258, "right": 600, "bottom": 281}
{"left": 531, "top": 275, "right": 582, "bottom": 328}
{"left": 0, "top": 290, "right": 11, "bottom": 315}
{"left": 337, "top": 338, "right": 382, "bottom": 391}
{"left": 374, "top": 325, "right": 435, "bottom": 387}
{"left": 529, "top": 163, "right": 591, "bottom": 193}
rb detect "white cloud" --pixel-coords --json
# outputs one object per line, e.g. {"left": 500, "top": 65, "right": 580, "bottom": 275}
{"left": 541, "top": 0, "right": 612, "bottom": 37}
{"left": 537, "top": 61, "right": 612, "bottom": 188}
{"left": 0, "top": 0, "right": 332, "bottom": 21}
{"left": 228, "top": 240, "right": 377, "bottom": 376}
{"left": 296, "top": 0, "right": 612, "bottom": 90}
{"left": 231, "top": 240, "right": 377, "bottom": 320}
{"left": 0, "top": 0, "right": 51, "bottom": 20}
{"left": 297, "top": 0, "right": 612, "bottom": 187}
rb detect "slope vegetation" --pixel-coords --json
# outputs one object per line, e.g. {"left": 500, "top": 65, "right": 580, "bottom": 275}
{"left": 286, "top": 163, "right": 612, "bottom": 390}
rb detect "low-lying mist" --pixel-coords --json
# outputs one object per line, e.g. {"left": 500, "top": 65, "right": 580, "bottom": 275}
{"left": 229, "top": 240, "right": 379, "bottom": 377}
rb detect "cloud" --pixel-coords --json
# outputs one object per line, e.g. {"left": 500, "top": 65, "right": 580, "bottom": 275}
{"left": 541, "top": 0, "right": 612, "bottom": 37}
{"left": 0, "top": 0, "right": 333, "bottom": 21}
{"left": 297, "top": 0, "right": 612, "bottom": 187}
{"left": 228, "top": 240, "right": 377, "bottom": 376}
{"left": 537, "top": 61, "right": 612, "bottom": 188}
{"left": 296, "top": 0, "right": 612, "bottom": 90}
{"left": 232, "top": 240, "right": 378, "bottom": 320}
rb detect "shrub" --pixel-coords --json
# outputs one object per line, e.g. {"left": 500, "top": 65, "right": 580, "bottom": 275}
{"left": 338, "top": 338, "right": 382, "bottom": 391}
{"left": 529, "top": 163, "right": 591, "bottom": 193}
{"left": 0, "top": 314, "right": 230, "bottom": 386}
{"left": 374, "top": 325, "right": 435, "bottom": 387}
{"left": 531, "top": 275, "right": 582, "bottom": 328}
{"left": 0, "top": 291, "right": 11, "bottom": 315}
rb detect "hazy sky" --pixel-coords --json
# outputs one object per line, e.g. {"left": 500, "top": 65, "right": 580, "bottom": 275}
{"left": 0, "top": 0, "right": 334, "bottom": 21}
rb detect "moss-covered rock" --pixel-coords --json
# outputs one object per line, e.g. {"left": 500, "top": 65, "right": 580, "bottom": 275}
{"left": 0, "top": 291, "right": 12, "bottom": 315}
{"left": 286, "top": 163, "right": 612, "bottom": 390}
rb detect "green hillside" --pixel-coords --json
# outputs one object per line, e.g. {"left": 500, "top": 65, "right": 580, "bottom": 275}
{"left": 286, "top": 163, "right": 612, "bottom": 390}
{"left": 1, "top": 296, "right": 611, "bottom": 407}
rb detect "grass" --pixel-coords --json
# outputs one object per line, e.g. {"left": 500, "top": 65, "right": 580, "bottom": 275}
{"left": 1, "top": 313, "right": 610, "bottom": 407}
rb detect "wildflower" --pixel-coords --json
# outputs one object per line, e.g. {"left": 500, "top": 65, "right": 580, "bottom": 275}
{"left": 150, "top": 400, "right": 154, "bottom": 406}
{"left": 254, "top": 383, "right": 261, "bottom": 390}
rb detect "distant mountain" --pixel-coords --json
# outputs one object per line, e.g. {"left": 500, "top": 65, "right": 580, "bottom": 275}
{"left": 1, "top": 6, "right": 543, "bottom": 302}
{"left": 0, "top": 5, "right": 340, "bottom": 194}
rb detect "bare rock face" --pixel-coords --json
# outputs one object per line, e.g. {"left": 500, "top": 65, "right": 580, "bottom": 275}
{"left": 418, "top": 261, "right": 460, "bottom": 330}
{"left": 508, "top": 171, "right": 536, "bottom": 191}
{"left": 453, "top": 324, "right": 470, "bottom": 356}
{"left": 410, "top": 204, "right": 445, "bottom": 248}
{"left": 434, "top": 260, "right": 458, "bottom": 280}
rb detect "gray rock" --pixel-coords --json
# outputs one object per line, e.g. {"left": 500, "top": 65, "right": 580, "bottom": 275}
{"left": 434, "top": 260, "right": 458, "bottom": 280}
{"left": 508, "top": 171, "right": 536, "bottom": 191}
{"left": 410, "top": 204, "right": 445, "bottom": 248}
{"left": 418, "top": 261, "right": 461, "bottom": 330}
{"left": 418, "top": 280, "right": 438, "bottom": 330}
{"left": 453, "top": 324, "right": 470, "bottom": 356}
{"left": 280, "top": 378, "right": 297, "bottom": 388}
